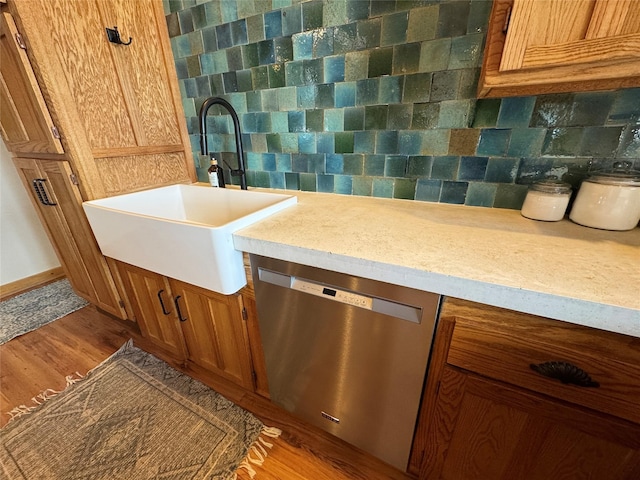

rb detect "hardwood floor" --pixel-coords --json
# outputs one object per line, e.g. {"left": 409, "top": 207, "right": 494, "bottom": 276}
{"left": 0, "top": 305, "right": 413, "bottom": 480}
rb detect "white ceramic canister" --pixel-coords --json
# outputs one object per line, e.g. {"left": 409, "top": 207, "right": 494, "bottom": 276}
{"left": 569, "top": 171, "right": 640, "bottom": 231}
{"left": 521, "top": 180, "right": 572, "bottom": 222}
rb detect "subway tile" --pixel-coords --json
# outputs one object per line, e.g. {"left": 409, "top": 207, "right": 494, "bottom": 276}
{"left": 365, "top": 105, "right": 389, "bottom": 130}
{"left": 302, "top": 0, "right": 323, "bottom": 31}
{"left": 242, "top": 43, "right": 259, "bottom": 68}
{"left": 264, "top": 10, "right": 282, "bottom": 39}
{"left": 246, "top": 14, "right": 265, "bottom": 44}
{"left": 477, "top": 129, "right": 511, "bottom": 156}
{"left": 274, "top": 37, "right": 294, "bottom": 63}
{"left": 246, "top": 90, "right": 263, "bottom": 112}
{"left": 186, "top": 55, "right": 201, "bottom": 77}
{"left": 468, "top": 0, "right": 493, "bottom": 34}
{"left": 436, "top": 0, "right": 470, "bottom": 38}
{"left": 579, "top": 126, "right": 624, "bottom": 157}
{"left": 379, "top": 76, "right": 403, "bottom": 104}
{"left": 485, "top": 157, "right": 520, "bottom": 183}
{"left": 393, "top": 42, "right": 421, "bottom": 75}
{"left": 285, "top": 61, "right": 305, "bottom": 86}
{"left": 472, "top": 98, "right": 501, "bottom": 128}
{"left": 365, "top": 155, "right": 386, "bottom": 176}
{"left": 172, "top": 35, "right": 191, "bottom": 59}
{"left": 345, "top": 50, "right": 369, "bottom": 81}
{"left": 300, "top": 172, "right": 317, "bottom": 191}
{"left": 313, "top": 28, "right": 335, "bottom": 58}
{"left": 407, "top": 5, "right": 439, "bottom": 42}
{"left": 292, "top": 153, "right": 310, "bottom": 172}
{"left": 458, "top": 156, "right": 488, "bottom": 181}
{"left": 358, "top": 18, "right": 383, "bottom": 49}
{"left": 268, "top": 64, "right": 286, "bottom": 88}
{"left": 315, "top": 84, "right": 335, "bottom": 108}
{"left": 343, "top": 154, "right": 365, "bottom": 175}
{"left": 285, "top": 172, "right": 299, "bottom": 190}
{"left": 421, "top": 130, "right": 451, "bottom": 156}
{"left": 419, "top": 38, "right": 451, "bottom": 72}
{"left": 195, "top": 75, "right": 211, "bottom": 97}
{"left": 324, "top": 0, "right": 347, "bottom": 26}
{"left": 431, "top": 156, "right": 459, "bottom": 180}
{"left": 368, "top": 47, "right": 393, "bottom": 78}
{"left": 204, "top": 1, "right": 222, "bottom": 25}
{"left": 303, "top": 58, "right": 324, "bottom": 85}
{"left": 449, "top": 128, "right": 480, "bottom": 156}
{"left": 333, "top": 23, "right": 359, "bottom": 55}
{"left": 607, "top": 88, "right": 640, "bottom": 125}
{"left": 347, "top": 0, "right": 370, "bottom": 21}
{"left": 381, "top": 11, "right": 409, "bottom": 46}
{"left": 497, "top": 96, "right": 537, "bottom": 128}
{"left": 288, "top": 111, "right": 306, "bottom": 132}
{"left": 215, "top": 23, "right": 232, "bottom": 49}
{"left": 542, "top": 127, "right": 584, "bottom": 156}
{"left": 618, "top": 126, "right": 640, "bottom": 158}
{"left": 407, "top": 155, "right": 433, "bottom": 177}
{"left": 324, "top": 109, "right": 344, "bottom": 132}
{"left": 394, "top": 178, "right": 417, "bottom": 200}
{"left": 385, "top": 155, "right": 407, "bottom": 177}
{"left": 448, "top": 33, "right": 483, "bottom": 70}
{"left": 335, "top": 82, "right": 356, "bottom": 108}
{"left": 356, "top": 78, "right": 380, "bottom": 106}
{"left": 258, "top": 39, "right": 276, "bottom": 64}
{"left": 189, "top": 31, "right": 204, "bottom": 55}
{"left": 262, "top": 153, "right": 277, "bottom": 171}
{"left": 493, "top": 184, "right": 528, "bottom": 209}
{"left": 440, "top": 181, "right": 468, "bottom": 204}
{"left": 209, "top": 74, "right": 225, "bottom": 96}
{"left": 276, "top": 153, "right": 292, "bottom": 172}
{"left": 280, "top": 133, "right": 299, "bottom": 153}
{"left": 415, "top": 179, "right": 442, "bottom": 202}
{"left": 377, "top": 131, "right": 399, "bottom": 154}
{"left": 516, "top": 157, "right": 555, "bottom": 184}
{"left": 220, "top": 1, "right": 238, "bottom": 23}
{"left": 344, "top": 107, "right": 365, "bottom": 131}
{"left": 334, "top": 175, "right": 353, "bottom": 194}
{"left": 282, "top": 4, "right": 302, "bottom": 36}
{"left": 271, "top": 111, "right": 289, "bottom": 132}
{"left": 412, "top": 103, "right": 440, "bottom": 130}
{"left": 255, "top": 111, "right": 272, "bottom": 132}
{"left": 202, "top": 26, "right": 218, "bottom": 52}
{"left": 438, "top": 100, "right": 474, "bottom": 129}
{"left": 387, "top": 104, "right": 413, "bottom": 130}
{"left": 297, "top": 85, "right": 316, "bottom": 108}
{"left": 166, "top": 12, "right": 181, "bottom": 38}
{"left": 373, "top": 178, "right": 394, "bottom": 198}
{"left": 246, "top": 152, "right": 262, "bottom": 171}
{"left": 278, "top": 86, "right": 298, "bottom": 110}
{"left": 402, "top": 73, "right": 431, "bottom": 104}
{"left": 306, "top": 109, "right": 324, "bottom": 132}
{"left": 570, "top": 92, "right": 615, "bottom": 126}
{"left": 243, "top": 112, "right": 258, "bottom": 134}
{"left": 507, "top": 128, "right": 546, "bottom": 157}
{"left": 251, "top": 65, "right": 269, "bottom": 90}
{"left": 317, "top": 174, "right": 335, "bottom": 193}
{"left": 352, "top": 176, "right": 373, "bottom": 196}
{"left": 465, "top": 182, "right": 496, "bottom": 207}
{"left": 398, "top": 131, "right": 424, "bottom": 155}
{"left": 317, "top": 133, "right": 335, "bottom": 154}
{"left": 371, "top": 1, "right": 397, "bottom": 17}
{"left": 324, "top": 55, "right": 346, "bottom": 83}
{"left": 292, "top": 31, "right": 313, "bottom": 60}
{"left": 178, "top": 9, "right": 194, "bottom": 34}
{"left": 530, "top": 94, "right": 575, "bottom": 127}
{"left": 326, "top": 153, "right": 344, "bottom": 174}
{"left": 431, "top": 70, "right": 461, "bottom": 102}
{"left": 231, "top": 19, "right": 248, "bottom": 46}
{"left": 254, "top": 171, "right": 271, "bottom": 188}
{"left": 298, "top": 132, "right": 317, "bottom": 153}
{"left": 269, "top": 171, "right": 286, "bottom": 189}
{"left": 354, "top": 131, "right": 377, "bottom": 153}
{"left": 458, "top": 68, "right": 480, "bottom": 99}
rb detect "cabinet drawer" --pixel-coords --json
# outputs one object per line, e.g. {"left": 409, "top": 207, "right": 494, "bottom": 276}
{"left": 442, "top": 298, "right": 640, "bottom": 424}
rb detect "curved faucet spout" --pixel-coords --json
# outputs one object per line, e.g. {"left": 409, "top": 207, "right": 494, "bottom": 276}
{"left": 198, "top": 97, "right": 247, "bottom": 190}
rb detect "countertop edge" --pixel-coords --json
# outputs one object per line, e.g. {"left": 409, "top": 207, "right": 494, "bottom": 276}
{"left": 233, "top": 235, "right": 640, "bottom": 338}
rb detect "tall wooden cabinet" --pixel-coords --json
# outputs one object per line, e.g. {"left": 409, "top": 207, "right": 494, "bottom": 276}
{"left": 410, "top": 298, "right": 640, "bottom": 479}
{"left": 1, "top": 0, "right": 195, "bottom": 315}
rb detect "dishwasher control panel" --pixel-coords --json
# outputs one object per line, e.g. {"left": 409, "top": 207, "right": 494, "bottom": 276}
{"left": 291, "top": 278, "right": 373, "bottom": 310}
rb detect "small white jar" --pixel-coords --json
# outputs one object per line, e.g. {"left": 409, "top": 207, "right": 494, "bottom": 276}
{"left": 570, "top": 172, "right": 640, "bottom": 231}
{"left": 521, "top": 180, "right": 572, "bottom": 222}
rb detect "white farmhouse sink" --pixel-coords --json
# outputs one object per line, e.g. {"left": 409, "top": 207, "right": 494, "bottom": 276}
{"left": 83, "top": 184, "right": 297, "bottom": 294}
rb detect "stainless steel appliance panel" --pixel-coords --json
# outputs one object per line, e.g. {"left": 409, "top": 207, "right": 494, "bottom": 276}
{"left": 251, "top": 255, "right": 440, "bottom": 471}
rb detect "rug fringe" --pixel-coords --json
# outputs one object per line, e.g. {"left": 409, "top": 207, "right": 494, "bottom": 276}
{"left": 233, "top": 426, "right": 282, "bottom": 479}
{"left": 4, "top": 371, "right": 85, "bottom": 423}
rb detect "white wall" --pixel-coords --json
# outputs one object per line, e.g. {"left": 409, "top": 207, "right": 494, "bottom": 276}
{"left": 0, "top": 139, "right": 60, "bottom": 285}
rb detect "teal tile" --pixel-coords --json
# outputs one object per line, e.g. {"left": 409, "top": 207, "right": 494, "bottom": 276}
{"left": 357, "top": 18, "right": 382, "bottom": 49}
{"left": 317, "top": 174, "right": 334, "bottom": 193}
{"left": 324, "top": 0, "right": 347, "bottom": 26}
{"left": 431, "top": 156, "right": 459, "bottom": 180}
{"left": 317, "top": 133, "right": 335, "bottom": 154}
{"left": 166, "top": 12, "right": 180, "bottom": 38}
{"left": 285, "top": 61, "right": 305, "bottom": 86}
{"left": 458, "top": 156, "right": 488, "bottom": 181}
{"left": 477, "top": 129, "right": 511, "bottom": 156}
{"left": 431, "top": 70, "right": 461, "bottom": 101}
{"left": 345, "top": 50, "right": 369, "bottom": 81}
{"left": 298, "top": 132, "right": 316, "bottom": 153}
{"left": 242, "top": 43, "right": 259, "bottom": 68}
{"left": 258, "top": 39, "right": 275, "bottom": 64}
{"left": 246, "top": 152, "right": 262, "bottom": 171}
{"left": 285, "top": 172, "right": 300, "bottom": 190}
{"left": 365, "top": 155, "right": 386, "bottom": 176}
{"left": 347, "top": 0, "right": 369, "bottom": 21}
{"left": 324, "top": 109, "right": 344, "bottom": 132}
{"left": 497, "top": 97, "right": 536, "bottom": 128}
{"left": 282, "top": 4, "right": 302, "bottom": 36}
{"left": 393, "top": 42, "right": 421, "bottom": 75}
{"left": 412, "top": 103, "right": 440, "bottom": 130}
{"left": 315, "top": 83, "right": 334, "bottom": 108}
{"left": 407, "top": 5, "right": 438, "bottom": 42}
{"left": 333, "top": 23, "right": 359, "bottom": 55}
{"left": 377, "top": 131, "right": 399, "bottom": 154}
{"left": 468, "top": 0, "right": 493, "bottom": 33}
{"left": 292, "top": 31, "right": 313, "bottom": 60}
{"left": 465, "top": 182, "right": 497, "bottom": 207}
{"left": 250, "top": 133, "right": 267, "bottom": 151}
{"left": 356, "top": 78, "right": 380, "bottom": 106}
{"left": 297, "top": 85, "right": 316, "bottom": 108}
{"left": 458, "top": 68, "right": 480, "bottom": 99}
{"left": 438, "top": 100, "right": 474, "bottom": 129}
{"left": 265, "top": 10, "right": 282, "bottom": 39}
{"left": 608, "top": 88, "right": 640, "bottom": 124}
{"left": 303, "top": 58, "right": 324, "bottom": 85}
{"left": 275, "top": 37, "right": 294, "bottom": 63}
{"left": 246, "top": 90, "right": 263, "bottom": 112}
{"left": 251, "top": 66, "right": 269, "bottom": 90}
{"left": 398, "top": 131, "right": 424, "bottom": 155}
{"left": 579, "top": 126, "right": 624, "bottom": 157}
{"left": 324, "top": 55, "right": 345, "bottom": 83}
{"left": 278, "top": 86, "right": 298, "bottom": 110}
{"left": 306, "top": 109, "right": 323, "bottom": 132}
{"left": 300, "top": 172, "right": 317, "bottom": 191}
{"left": 494, "top": 184, "right": 528, "bottom": 209}
{"left": 415, "top": 179, "right": 442, "bottom": 202}
{"left": 403, "top": 73, "right": 431, "bottom": 103}
{"left": 268, "top": 64, "right": 286, "bottom": 88}
{"left": 421, "top": 130, "right": 451, "bottom": 155}
{"left": 569, "top": 92, "right": 614, "bottom": 126}
{"left": 313, "top": 28, "right": 335, "bottom": 58}
{"left": 246, "top": 14, "right": 265, "bottom": 44}
{"left": 485, "top": 157, "right": 520, "bottom": 183}
{"left": 334, "top": 175, "right": 353, "bottom": 194}
{"left": 373, "top": 178, "right": 394, "bottom": 198}
{"left": 204, "top": 1, "right": 222, "bottom": 24}
{"left": 368, "top": 47, "right": 393, "bottom": 78}
{"left": 280, "top": 132, "right": 299, "bottom": 152}
{"left": 542, "top": 128, "right": 583, "bottom": 156}
{"left": 178, "top": 9, "right": 194, "bottom": 34}
{"left": 381, "top": 11, "right": 409, "bottom": 46}
{"left": 353, "top": 176, "right": 373, "bottom": 196}
{"left": 343, "top": 154, "right": 364, "bottom": 175}
{"left": 385, "top": 155, "right": 407, "bottom": 177}
{"left": 419, "top": 38, "right": 451, "bottom": 72}
{"left": 394, "top": 178, "right": 417, "bottom": 199}
{"left": 473, "top": 98, "right": 501, "bottom": 128}
{"left": 215, "top": 23, "right": 232, "bottom": 49}
{"left": 354, "top": 131, "right": 377, "bottom": 153}
{"left": 365, "top": 105, "right": 388, "bottom": 130}
{"left": 231, "top": 19, "right": 248, "bottom": 46}
{"left": 220, "top": 1, "right": 238, "bottom": 23}
{"left": 254, "top": 171, "right": 271, "bottom": 188}
{"left": 379, "top": 76, "right": 403, "bottom": 104}
{"left": 619, "top": 126, "right": 640, "bottom": 158}
{"left": 186, "top": 55, "right": 201, "bottom": 77}
{"left": 335, "top": 132, "right": 354, "bottom": 153}
{"left": 302, "top": 0, "right": 323, "bottom": 31}
{"left": 507, "top": 128, "right": 546, "bottom": 157}
{"left": 262, "top": 153, "right": 277, "bottom": 170}
{"left": 236, "top": 69, "right": 253, "bottom": 92}
{"left": 448, "top": 33, "right": 483, "bottom": 69}
{"left": 371, "top": 1, "right": 396, "bottom": 17}
{"left": 171, "top": 35, "right": 191, "bottom": 59}
{"left": 292, "top": 154, "right": 309, "bottom": 172}
{"left": 276, "top": 153, "right": 292, "bottom": 171}
{"left": 407, "top": 156, "right": 433, "bottom": 177}
{"left": 326, "top": 154, "right": 344, "bottom": 173}
{"left": 344, "top": 107, "right": 365, "bottom": 131}
{"left": 440, "top": 181, "right": 468, "bottom": 204}
{"left": 271, "top": 111, "right": 289, "bottom": 132}
{"left": 530, "top": 94, "right": 575, "bottom": 127}
{"left": 202, "top": 26, "right": 218, "bottom": 53}
{"left": 335, "top": 82, "right": 356, "bottom": 108}
{"left": 436, "top": 1, "right": 470, "bottom": 38}
{"left": 388, "top": 104, "right": 413, "bottom": 130}
{"left": 269, "top": 171, "right": 286, "bottom": 189}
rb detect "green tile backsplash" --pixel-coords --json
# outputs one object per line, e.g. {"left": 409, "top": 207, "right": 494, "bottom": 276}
{"left": 166, "top": 0, "right": 640, "bottom": 209}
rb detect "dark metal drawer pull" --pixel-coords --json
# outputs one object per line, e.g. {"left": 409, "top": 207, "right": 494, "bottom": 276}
{"left": 530, "top": 361, "right": 600, "bottom": 388}
{"left": 174, "top": 295, "right": 187, "bottom": 322}
{"left": 157, "top": 289, "right": 171, "bottom": 315}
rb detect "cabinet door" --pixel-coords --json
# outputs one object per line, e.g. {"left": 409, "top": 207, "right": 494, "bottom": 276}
{"left": 114, "top": 262, "right": 187, "bottom": 361}
{"left": 0, "top": 11, "right": 63, "bottom": 155}
{"left": 12, "top": 158, "right": 125, "bottom": 318}
{"left": 169, "top": 279, "right": 255, "bottom": 390}
{"left": 479, "top": 0, "right": 640, "bottom": 97}
{"left": 421, "top": 366, "right": 640, "bottom": 480}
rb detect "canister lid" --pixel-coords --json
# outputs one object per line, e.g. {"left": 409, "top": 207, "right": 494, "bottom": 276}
{"left": 529, "top": 179, "right": 572, "bottom": 194}
{"left": 587, "top": 162, "right": 640, "bottom": 186}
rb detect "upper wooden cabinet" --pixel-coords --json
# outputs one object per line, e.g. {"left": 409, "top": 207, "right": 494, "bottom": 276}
{"left": 3, "top": 0, "right": 195, "bottom": 198}
{"left": 478, "top": 0, "right": 640, "bottom": 97}
{"left": 0, "top": 12, "right": 63, "bottom": 155}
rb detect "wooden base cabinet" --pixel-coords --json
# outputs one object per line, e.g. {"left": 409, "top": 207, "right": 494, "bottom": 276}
{"left": 411, "top": 298, "right": 640, "bottom": 480}
{"left": 114, "top": 261, "right": 256, "bottom": 391}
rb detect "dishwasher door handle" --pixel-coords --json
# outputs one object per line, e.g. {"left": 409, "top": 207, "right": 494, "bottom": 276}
{"left": 258, "top": 268, "right": 292, "bottom": 288}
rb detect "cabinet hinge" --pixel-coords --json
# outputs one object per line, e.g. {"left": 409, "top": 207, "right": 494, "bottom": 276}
{"left": 502, "top": 6, "right": 512, "bottom": 34}
{"left": 69, "top": 173, "right": 79, "bottom": 185}
{"left": 241, "top": 307, "right": 248, "bottom": 321}
{"left": 15, "top": 32, "right": 26, "bottom": 50}
{"left": 50, "top": 125, "right": 61, "bottom": 139}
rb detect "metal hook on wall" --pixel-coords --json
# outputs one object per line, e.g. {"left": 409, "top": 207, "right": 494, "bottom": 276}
{"left": 105, "top": 26, "right": 132, "bottom": 46}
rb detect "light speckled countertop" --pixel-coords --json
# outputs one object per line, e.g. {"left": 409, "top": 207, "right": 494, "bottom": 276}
{"left": 232, "top": 189, "right": 640, "bottom": 338}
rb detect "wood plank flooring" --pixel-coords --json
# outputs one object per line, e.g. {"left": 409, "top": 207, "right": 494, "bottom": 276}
{"left": 0, "top": 305, "right": 413, "bottom": 480}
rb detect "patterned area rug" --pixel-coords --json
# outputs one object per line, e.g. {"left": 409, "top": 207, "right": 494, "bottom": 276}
{"left": 0, "top": 341, "right": 279, "bottom": 479}
{"left": 0, "top": 279, "right": 89, "bottom": 345}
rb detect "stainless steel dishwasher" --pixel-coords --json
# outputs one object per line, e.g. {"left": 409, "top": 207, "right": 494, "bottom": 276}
{"left": 250, "top": 254, "right": 440, "bottom": 471}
